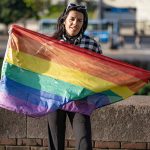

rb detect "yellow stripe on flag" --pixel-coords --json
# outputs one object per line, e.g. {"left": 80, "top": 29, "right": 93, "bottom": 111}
{"left": 6, "top": 48, "right": 133, "bottom": 97}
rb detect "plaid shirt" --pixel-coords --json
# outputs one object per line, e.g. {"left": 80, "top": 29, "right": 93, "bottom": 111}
{"left": 60, "top": 34, "right": 102, "bottom": 54}
{"left": 60, "top": 34, "right": 102, "bottom": 115}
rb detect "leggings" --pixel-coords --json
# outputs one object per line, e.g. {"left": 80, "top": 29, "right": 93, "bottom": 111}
{"left": 47, "top": 109, "right": 92, "bottom": 150}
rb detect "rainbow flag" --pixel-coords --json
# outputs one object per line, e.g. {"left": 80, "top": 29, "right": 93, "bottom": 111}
{"left": 0, "top": 25, "right": 150, "bottom": 117}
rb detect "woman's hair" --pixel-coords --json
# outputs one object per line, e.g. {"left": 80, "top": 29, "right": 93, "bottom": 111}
{"left": 52, "top": 3, "right": 88, "bottom": 39}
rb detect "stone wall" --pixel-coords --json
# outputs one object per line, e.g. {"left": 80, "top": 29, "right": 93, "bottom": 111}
{"left": 0, "top": 96, "right": 150, "bottom": 150}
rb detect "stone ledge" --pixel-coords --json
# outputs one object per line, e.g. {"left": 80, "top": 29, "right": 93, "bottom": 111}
{"left": 0, "top": 109, "right": 26, "bottom": 138}
{"left": 91, "top": 96, "right": 150, "bottom": 142}
{"left": 66, "top": 96, "right": 150, "bottom": 142}
{"left": 0, "top": 96, "right": 150, "bottom": 142}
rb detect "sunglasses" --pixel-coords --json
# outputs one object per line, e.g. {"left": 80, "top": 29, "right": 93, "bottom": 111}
{"left": 66, "top": 3, "right": 87, "bottom": 12}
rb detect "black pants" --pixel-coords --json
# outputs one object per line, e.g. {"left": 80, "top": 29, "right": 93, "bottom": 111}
{"left": 47, "top": 109, "right": 92, "bottom": 150}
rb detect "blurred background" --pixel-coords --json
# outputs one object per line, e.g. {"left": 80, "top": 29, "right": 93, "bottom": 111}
{"left": 0, "top": 0, "right": 150, "bottom": 95}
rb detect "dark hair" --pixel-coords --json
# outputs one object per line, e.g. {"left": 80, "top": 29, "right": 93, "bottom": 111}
{"left": 52, "top": 3, "right": 88, "bottom": 39}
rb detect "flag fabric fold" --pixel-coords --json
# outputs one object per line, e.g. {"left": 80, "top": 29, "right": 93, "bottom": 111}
{"left": 0, "top": 25, "right": 150, "bottom": 117}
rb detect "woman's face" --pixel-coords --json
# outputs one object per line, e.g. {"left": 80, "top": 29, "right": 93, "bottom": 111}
{"left": 64, "top": 10, "right": 84, "bottom": 36}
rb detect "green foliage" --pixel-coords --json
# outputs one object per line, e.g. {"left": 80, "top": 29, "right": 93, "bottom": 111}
{"left": 0, "top": 0, "right": 38, "bottom": 25}
{"left": 24, "top": 0, "right": 42, "bottom": 11}
{"left": 136, "top": 83, "right": 150, "bottom": 95}
{"left": 43, "top": 4, "right": 66, "bottom": 19}
{"left": 24, "top": 0, "right": 50, "bottom": 15}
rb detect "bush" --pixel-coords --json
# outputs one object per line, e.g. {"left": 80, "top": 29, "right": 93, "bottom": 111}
{"left": 137, "top": 83, "right": 150, "bottom": 95}
{"left": 43, "top": 4, "right": 66, "bottom": 19}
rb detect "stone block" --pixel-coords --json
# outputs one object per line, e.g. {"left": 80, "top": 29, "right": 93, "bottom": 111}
{"left": 66, "top": 96, "right": 150, "bottom": 142}
{"left": 6, "top": 146, "right": 30, "bottom": 150}
{"left": 94, "top": 141, "right": 120, "bottom": 149}
{"left": 43, "top": 139, "right": 48, "bottom": 147}
{"left": 121, "top": 142, "right": 146, "bottom": 149}
{"left": 0, "top": 138, "right": 16, "bottom": 145}
{"left": 0, "top": 108, "right": 26, "bottom": 138}
{"left": 91, "top": 96, "right": 150, "bottom": 142}
{"left": 31, "top": 147, "right": 48, "bottom": 150}
{"left": 27, "top": 116, "right": 47, "bottom": 138}
{"left": 17, "top": 139, "right": 42, "bottom": 146}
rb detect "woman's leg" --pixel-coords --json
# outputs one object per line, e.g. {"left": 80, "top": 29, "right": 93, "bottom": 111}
{"left": 68, "top": 112, "right": 92, "bottom": 150}
{"left": 47, "top": 109, "right": 67, "bottom": 150}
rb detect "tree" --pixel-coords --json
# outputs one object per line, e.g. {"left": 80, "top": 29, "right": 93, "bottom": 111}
{"left": 24, "top": 0, "right": 51, "bottom": 17}
{"left": 0, "top": 0, "right": 38, "bottom": 29}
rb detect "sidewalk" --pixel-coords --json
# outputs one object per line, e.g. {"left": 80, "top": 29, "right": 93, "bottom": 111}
{"left": 102, "top": 43, "right": 150, "bottom": 61}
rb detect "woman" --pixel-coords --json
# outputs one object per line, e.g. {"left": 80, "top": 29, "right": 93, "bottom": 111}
{"left": 47, "top": 3, "right": 102, "bottom": 150}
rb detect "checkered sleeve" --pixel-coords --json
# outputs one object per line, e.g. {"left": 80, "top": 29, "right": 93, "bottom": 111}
{"left": 78, "top": 35, "right": 102, "bottom": 54}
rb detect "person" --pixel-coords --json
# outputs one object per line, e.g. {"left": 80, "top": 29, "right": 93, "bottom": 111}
{"left": 119, "top": 34, "right": 125, "bottom": 48}
{"left": 134, "top": 29, "right": 141, "bottom": 49}
{"left": 47, "top": 3, "right": 102, "bottom": 150}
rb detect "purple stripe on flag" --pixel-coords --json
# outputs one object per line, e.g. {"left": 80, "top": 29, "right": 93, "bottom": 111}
{"left": 0, "top": 91, "right": 56, "bottom": 117}
{"left": 61, "top": 100, "right": 96, "bottom": 115}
